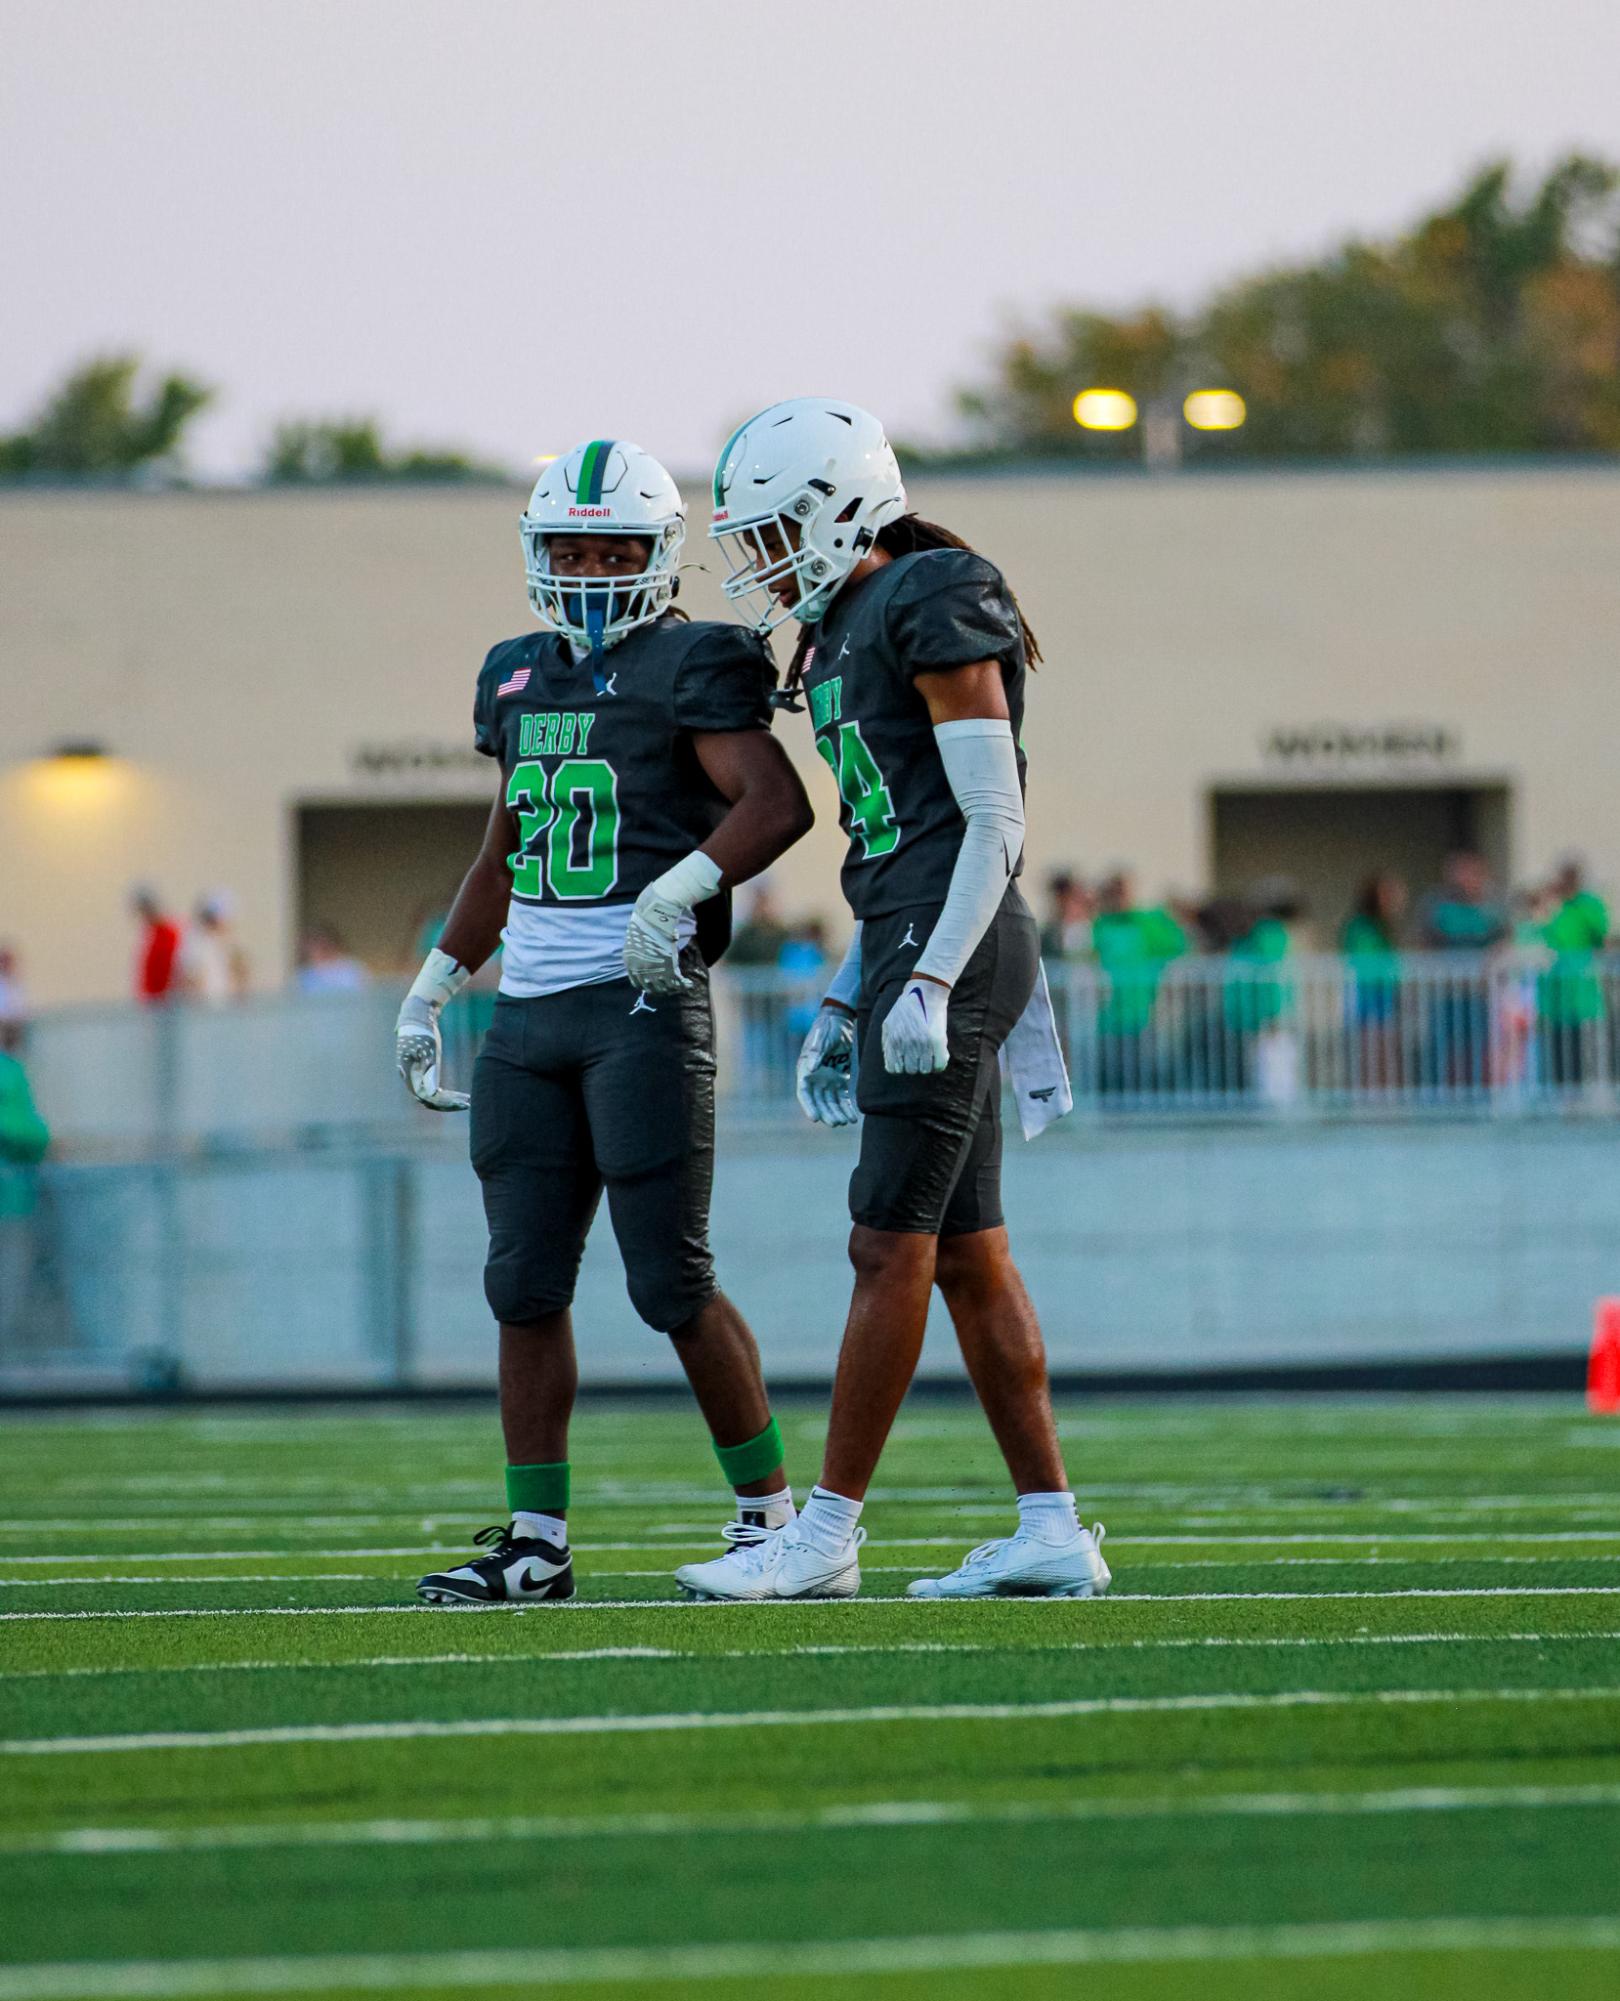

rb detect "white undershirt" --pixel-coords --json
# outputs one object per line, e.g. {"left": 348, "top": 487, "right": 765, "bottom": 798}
{"left": 498, "top": 902, "right": 696, "bottom": 1000}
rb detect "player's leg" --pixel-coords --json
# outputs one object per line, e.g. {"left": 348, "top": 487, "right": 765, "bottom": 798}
{"left": 579, "top": 965, "right": 797, "bottom": 1589}
{"left": 419, "top": 997, "right": 599, "bottom": 1606}
{"left": 816, "top": 1223, "right": 938, "bottom": 1500}
{"left": 683, "top": 904, "right": 1012, "bottom": 1601}
{"left": 907, "top": 1094, "right": 1108, "bottom": 1599}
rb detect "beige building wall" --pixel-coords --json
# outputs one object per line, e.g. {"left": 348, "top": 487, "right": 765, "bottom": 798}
{"left": 3, "top": 466, "right": 1618, "bottom": 1007}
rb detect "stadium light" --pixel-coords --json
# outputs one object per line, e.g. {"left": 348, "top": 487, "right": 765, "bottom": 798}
{"left": 1183, "top": 389, "right": 1247, "bottom": 431}
{"left": 532, "top": 453, "right": 560, "bottom": 465}
{"left": 1072, "top": 388, "right": 1138, "bottom": 432}
{"left": 23, "top": 742, "right": 126, "bottom": 814}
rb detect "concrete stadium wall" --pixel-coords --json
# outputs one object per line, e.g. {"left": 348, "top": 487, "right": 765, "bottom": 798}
{"left": 4, "top": 465, "right": 1620, "bottom": 1006}
{"left": 8, "top": 1117, "right": 1605, "bottom": 1395}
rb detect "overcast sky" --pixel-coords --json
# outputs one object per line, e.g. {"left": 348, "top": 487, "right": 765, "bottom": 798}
{"left": 5, "top": 1, "right": 1619, "bottom": 478}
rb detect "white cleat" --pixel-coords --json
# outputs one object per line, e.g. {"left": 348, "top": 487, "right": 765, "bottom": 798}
{"left": 906, "top": 1522, "right": 1110, "bottom": 1600}
{"left": 676, "top": 1524, "right": 866, "bottom": 1602}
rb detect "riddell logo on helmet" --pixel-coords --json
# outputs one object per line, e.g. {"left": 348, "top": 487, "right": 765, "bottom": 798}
{"left": 566, "top": 506, "right": 614, "bottom": 519}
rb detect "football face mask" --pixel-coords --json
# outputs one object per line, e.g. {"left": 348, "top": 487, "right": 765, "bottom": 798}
{"left": 521, "top": 439, "right": 686, "bottom": 653}
{"left": 709, "top": 399, "right": 906, "bottom": 634}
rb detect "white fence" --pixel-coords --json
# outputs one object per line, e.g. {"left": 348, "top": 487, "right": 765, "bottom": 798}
{"left": 16, "top": 950, "right": 1620, "bottom": 1156}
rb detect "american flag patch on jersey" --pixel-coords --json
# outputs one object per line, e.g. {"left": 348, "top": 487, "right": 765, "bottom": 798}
{"left": 496, "top": 666, "right": 531, "bottom": 698}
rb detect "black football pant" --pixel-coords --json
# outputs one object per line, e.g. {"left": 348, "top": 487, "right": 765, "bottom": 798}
{"left": 469, "top": 958, "right": 718, "bottom": 1333}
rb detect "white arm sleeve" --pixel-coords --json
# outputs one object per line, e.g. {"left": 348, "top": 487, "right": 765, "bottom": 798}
{"left": 911, "top": 719, "right": 1024, "bottom": 987}
{"left": 824, "top": 923, "right": 863, "bottom": 1011}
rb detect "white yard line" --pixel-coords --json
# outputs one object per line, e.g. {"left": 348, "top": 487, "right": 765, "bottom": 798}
{"left": 6, "top": 1630, "right": 1619, "bottom": 1683}
{"left": 9, "top": 1781, "right": 1620, "bottom": 1858}
{"left": 3, "top": 1685, "right": 1614, "bottom": 1756}
{"left": 0, "top": 1916, "right": 1617, "bottom": 1997}
{"left": 11, "top": 1552, "right": 1620, "bottom": 1587}
{"left": 2, "top": 1503, "right": 1615, "bottom": 1537}
{"left": 6, "top": 1583, "right": 1620, "bottom": 1623}
{"left": 5, "top": 1530, "right": 1619, "bottom": 1566}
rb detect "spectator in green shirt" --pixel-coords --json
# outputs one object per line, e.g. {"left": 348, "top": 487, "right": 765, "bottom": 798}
{"left": 1090, "top": 872, "right": 1187, "bottom": 1095}
{"left": 1223, "top": 883, "right": 1303, "bottom": 1103}
{"left": 1538, "top": 857, "right": 1609, "bottom": 1087}
{"left": 0, "top": 1041, "right": 49, "bottom": 1346}
{"left": 1342, "top": 873, "right": 1408, "bottom": 1090}
{"left": 1416, "top": 851, "right": 1508, "bottom": 1090}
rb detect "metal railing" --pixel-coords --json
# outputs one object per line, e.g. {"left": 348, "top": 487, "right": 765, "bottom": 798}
{"left": 724, "top": 948, "right": 1620, "bottom": 1119}
{"left": 13, "top": 949, "right": 1619, "bottom": 1156}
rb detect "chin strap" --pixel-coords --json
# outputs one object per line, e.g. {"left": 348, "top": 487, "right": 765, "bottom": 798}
{"left": 585, "top": 602, "right": 611, "bottom": 695}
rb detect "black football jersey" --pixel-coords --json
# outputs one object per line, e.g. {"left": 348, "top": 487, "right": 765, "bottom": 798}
{"left": 473, "top": 615, "right": 775, "bottom": 913}
{"left": 799, "top": 547, "right": 1027, "bottom": 919}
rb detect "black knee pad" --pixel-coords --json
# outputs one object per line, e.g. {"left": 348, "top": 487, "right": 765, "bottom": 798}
{"left": 483, "top": 1261, "right": 577, "bottom": 1329}
{"left": 625, "top": 1257, "right": 719, "bottom": 1336}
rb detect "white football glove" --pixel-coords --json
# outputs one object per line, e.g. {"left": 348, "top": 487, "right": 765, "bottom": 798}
{"left": 623, "top": 887, "right": 691, "bottom": 995}
{"left": 796, "top": 1003, "right": 858, "bottom": 1126}
{"left": 624, "top": 851, "right": 723, "bottom": 996}
{"left": 396, "top": 948, "right": 471, "bottom": 1111}
{"left": 881, "top": 977, "right": 951, "bottom": 1076}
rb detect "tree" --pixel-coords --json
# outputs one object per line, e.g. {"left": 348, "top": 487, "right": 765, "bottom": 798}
{"left": 262, "top": 420, "right": 507, "bottom": 484}
{"left": 955, "top": 157, "right": 1620, "bottom": 459}
{"left": 0, "top": 355, "right": 211, "bottom": 477}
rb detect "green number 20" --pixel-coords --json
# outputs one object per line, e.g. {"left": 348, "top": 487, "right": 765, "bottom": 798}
{"left": 505, "top": 757, "right": 620, "bottom": 901}
{"left": 816, "top": 722, "right": 899, "bottom": 859}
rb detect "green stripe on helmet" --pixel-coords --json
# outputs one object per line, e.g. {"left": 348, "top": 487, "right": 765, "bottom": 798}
{"left": 712, "top": 421, "right": 749, "bottom": 508}
{"left": 575, "top": 439, "right": 613, "bottom": 506}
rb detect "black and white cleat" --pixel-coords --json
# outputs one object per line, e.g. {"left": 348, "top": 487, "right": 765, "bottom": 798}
{"left": 417, "top": 1523, "right": 575, "bottom": 1605}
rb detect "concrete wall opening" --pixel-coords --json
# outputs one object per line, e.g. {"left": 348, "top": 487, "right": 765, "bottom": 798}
{"left": 1209, "top": 783, "right": 1513, "bottom": 945}
{"left": 294, "top": 800, "right": 492, "bottom": 972}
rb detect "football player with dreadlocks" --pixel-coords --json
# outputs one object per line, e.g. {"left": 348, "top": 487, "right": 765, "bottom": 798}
{"left": 398, "top": 440, "right": 813, "bottom": 1605}
{"left": 676, "top": 400, "right": 1107, "bottom": 1605}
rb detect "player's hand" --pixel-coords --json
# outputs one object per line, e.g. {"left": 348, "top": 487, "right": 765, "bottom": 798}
{"left": 881, "top": 977, "right": 951, "bottom": 1076}
{"left": 796, "top": 1003, "right": 858, "bottom": 1126}
{"left": 624, "top": 886, "right": 692, "bottom": 995}
{"left": 396, "top": 993, "right": 470, "bottom": 1112}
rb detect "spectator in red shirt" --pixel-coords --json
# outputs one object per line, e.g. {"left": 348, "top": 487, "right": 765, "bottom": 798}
{"left": 130, "top": 886, "right": 182, "bottom": 1003}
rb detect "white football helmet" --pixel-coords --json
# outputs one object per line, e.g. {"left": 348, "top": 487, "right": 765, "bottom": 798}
{"left": 520, "top": 439, "right": 686, "bottom": 650}
{"left": 709, "top": 399, "right": 907, "bottom": 633}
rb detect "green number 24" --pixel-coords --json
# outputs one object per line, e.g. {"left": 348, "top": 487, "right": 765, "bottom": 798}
{"left": 505, "top": 757, "right": 620, "bottom": 901}
{"left": 816, "top": 722, "right": 900, "bottom": 859}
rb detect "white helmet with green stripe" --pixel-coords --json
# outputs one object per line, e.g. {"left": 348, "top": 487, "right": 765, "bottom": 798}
{"left": 520, "top": 438, "right": 686, "bottom": 651}
{"left": 708, "top": 399, "right": 906, "bottom": 634}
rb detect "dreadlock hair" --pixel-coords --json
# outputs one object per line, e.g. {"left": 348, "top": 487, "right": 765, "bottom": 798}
{"left": 775, "top": 513, "right": 1042, "bottom": 712}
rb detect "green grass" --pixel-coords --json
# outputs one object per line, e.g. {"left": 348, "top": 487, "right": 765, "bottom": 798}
{"left": 0, "top": 1397, "right": 1617, "bottom": 2000}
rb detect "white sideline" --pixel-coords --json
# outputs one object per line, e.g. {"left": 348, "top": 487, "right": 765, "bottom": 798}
{"left": 5, "top": 1583, "right": 1620, "bottom": 1622}
{"left": 3, "top": 1685, "right": 1614, "bottom": 1756}
{"left": 0, "top": 1916, "right": 1617, "bottom": 1997}
{"left": 7, "top": 1630, "right": 1619, "bottom": 1682}
{"left": 10, "top": 1781, "right": 1620, "bottom": 1858}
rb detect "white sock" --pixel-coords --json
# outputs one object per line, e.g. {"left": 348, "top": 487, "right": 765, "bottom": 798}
{"left": 737, "top": 1486, "right": 795, "bottom": 1525}
{"left": 797, "top": 1486, "right": 863, "bottom": 1556}
{"left": 1017, "top": 1491, "right": 1080, "bottom": 1542}
{"left": 513, "top": 1510, "right": 568, "bottom": 1548}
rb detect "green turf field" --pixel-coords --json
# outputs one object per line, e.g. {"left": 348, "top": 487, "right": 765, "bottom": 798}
{"left": 0, "top": 1396, "right": 1616, "bottom": 2000}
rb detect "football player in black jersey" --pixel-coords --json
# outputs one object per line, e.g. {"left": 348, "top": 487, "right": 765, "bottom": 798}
{"left": 677, "top": 401, "right": 1109, "bottom": 1604}
{"left": 396, "top": 440, "right": 813, "bottom": 1604}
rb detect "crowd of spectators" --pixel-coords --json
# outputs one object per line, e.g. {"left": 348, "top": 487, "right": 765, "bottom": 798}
{"left": 1032, "top": 851, "right": 1613, "bottom": 1096}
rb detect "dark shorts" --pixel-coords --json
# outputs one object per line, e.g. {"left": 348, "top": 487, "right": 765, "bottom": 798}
{"left": 849, "top": 888, "right": 1039, "bottom": 1237}
{"left": 468, "top": 957, "right": 718, "bottom": 1333}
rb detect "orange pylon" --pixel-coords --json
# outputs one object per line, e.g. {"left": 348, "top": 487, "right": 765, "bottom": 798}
{"left": 1588, "top": 1298, "right": 1620, "bottom": 1414}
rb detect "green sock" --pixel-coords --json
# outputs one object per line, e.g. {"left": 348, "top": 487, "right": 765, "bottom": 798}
{"left": 712, "top": 1417, "right": 784, "bottom": 1490}
{"left": 505, "top": 1461, "right": 570, "bottom": 1515}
